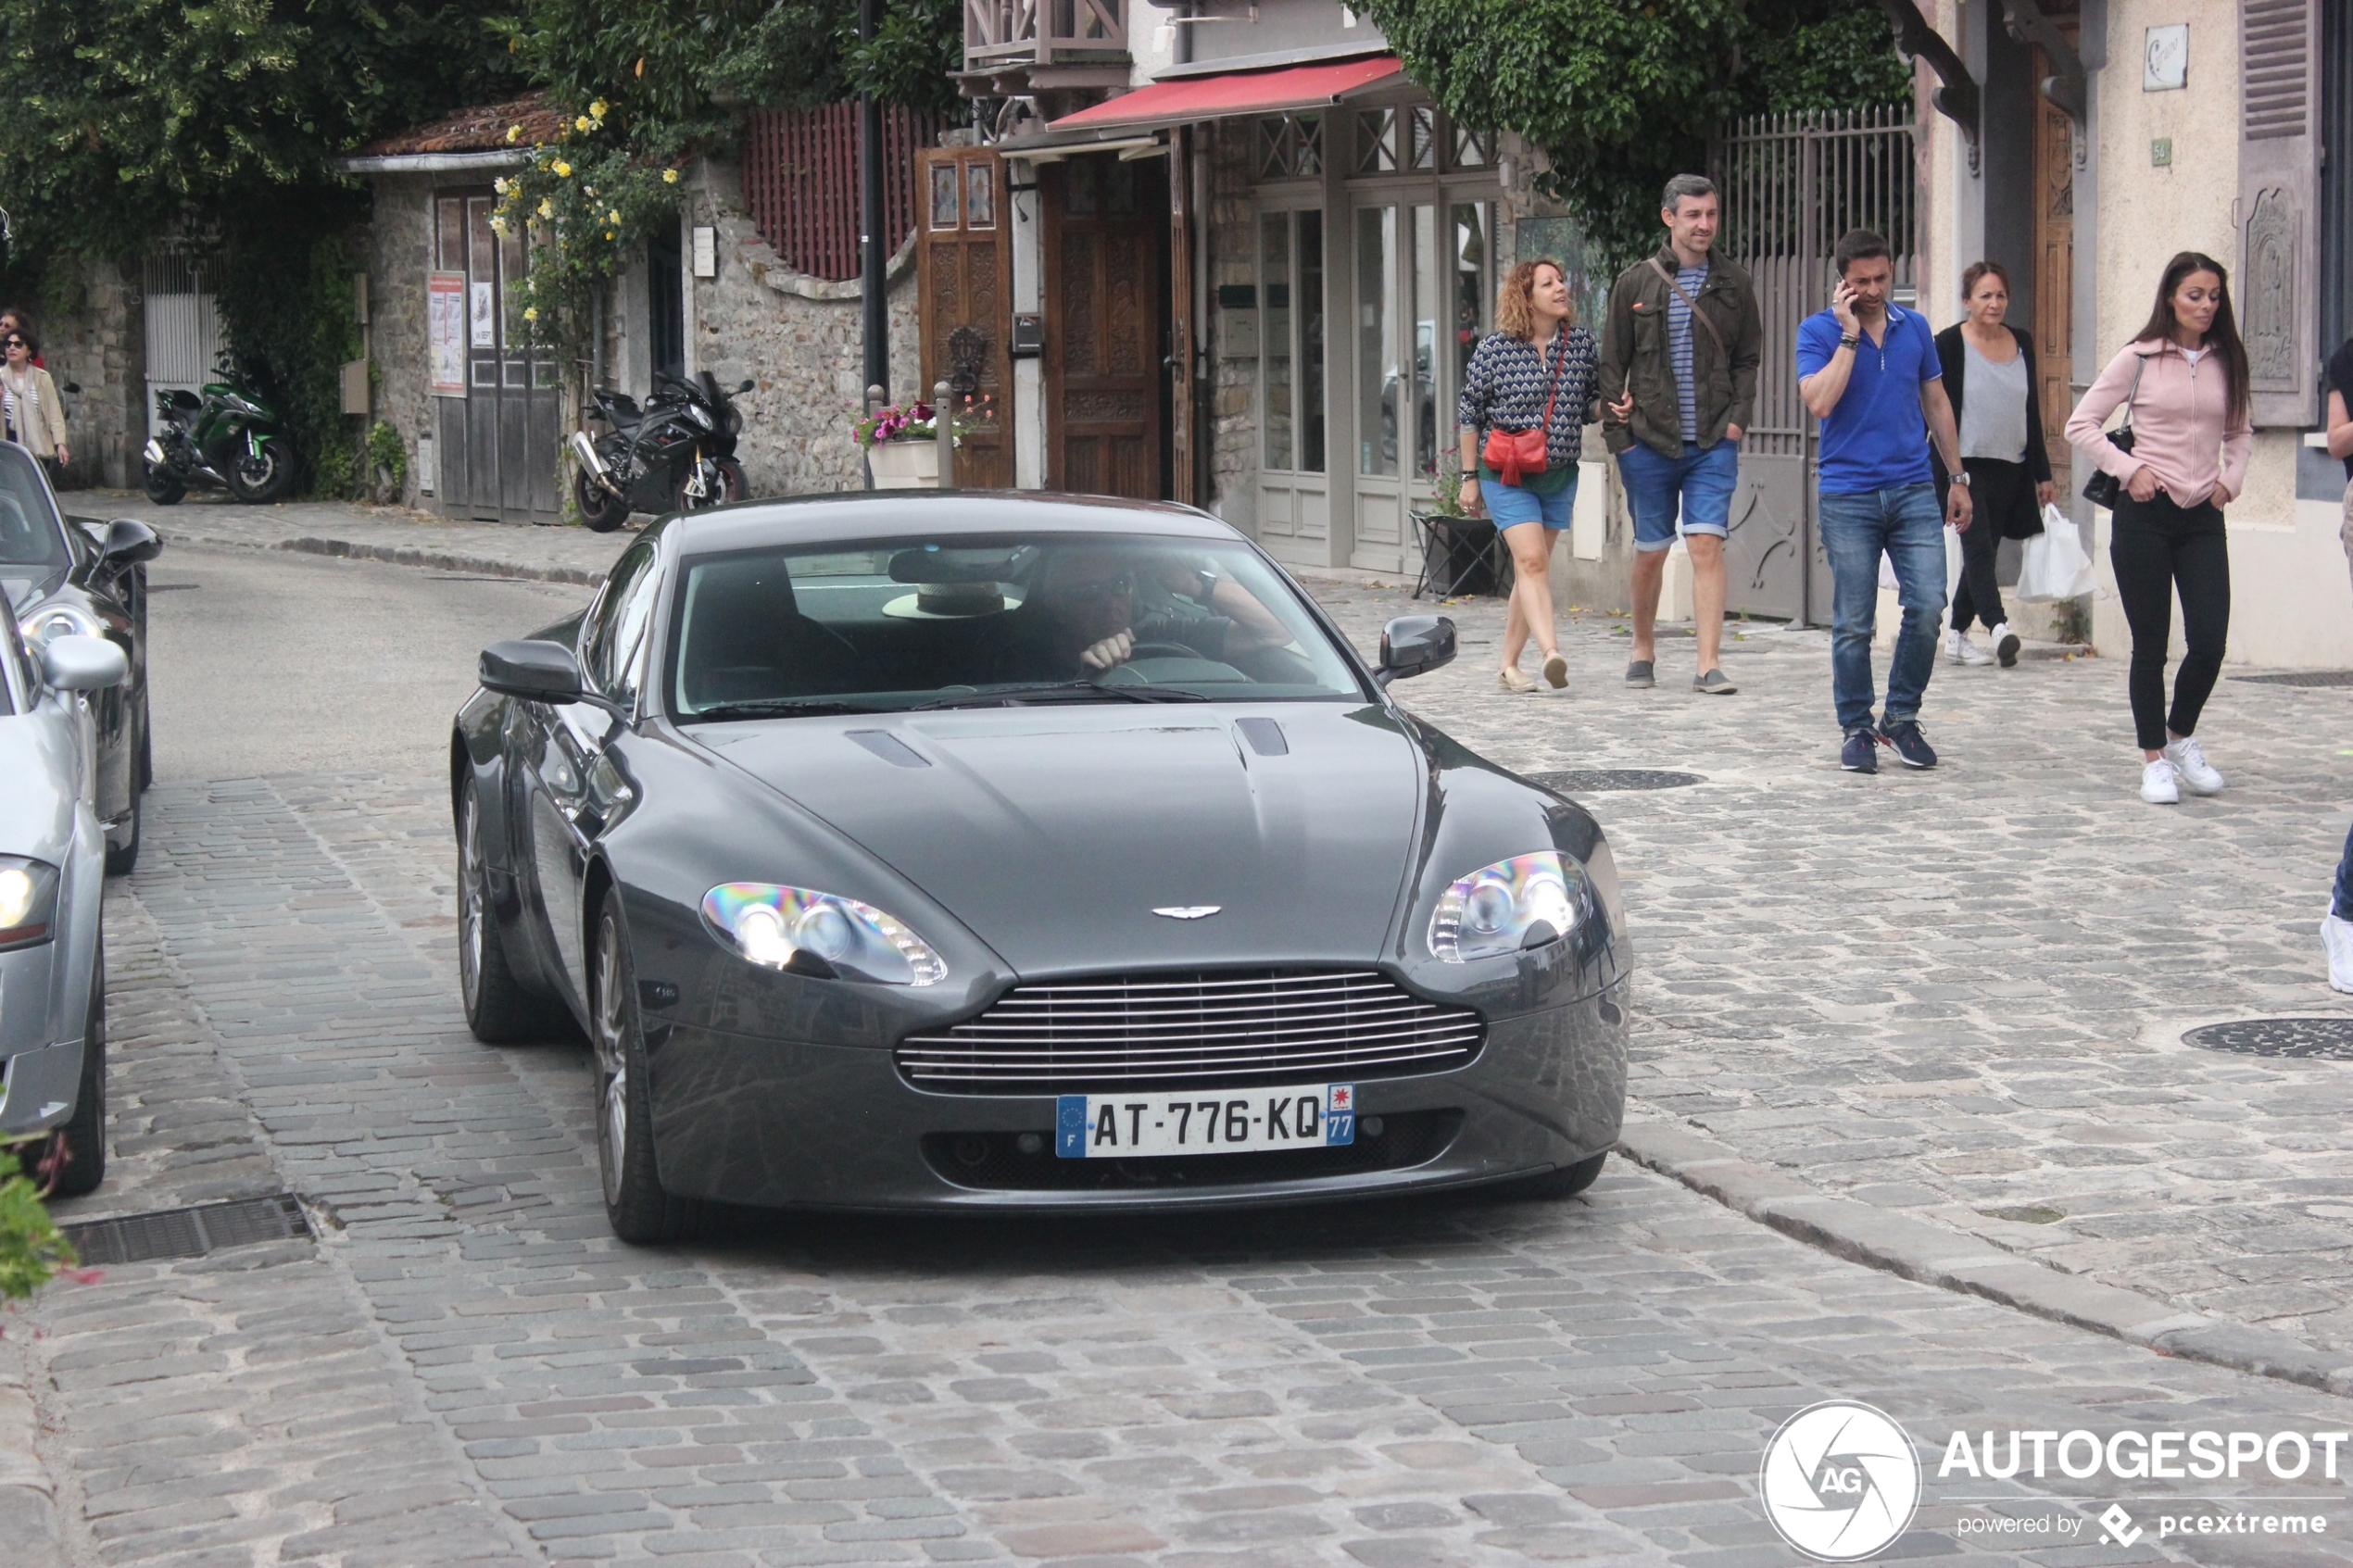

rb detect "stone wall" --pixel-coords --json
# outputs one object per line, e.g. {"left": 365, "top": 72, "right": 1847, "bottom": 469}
{"left": 365, "top": 173, "right": 436, "bottom": 507}
{"left": 35, "top": 260, "right": 145, "bottom": 493}
{"left": 1205, "top": 120, "right": 1258, "bottom": 532}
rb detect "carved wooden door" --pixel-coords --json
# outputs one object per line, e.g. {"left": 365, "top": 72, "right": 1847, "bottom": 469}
{"left": 916, "top": 147, "right": 1013, "bottom": 488}
{"left": 1042, "top": 154, "right": 1168, "bottom": 498}
{"left": 2031, "top": 44, "right": 2074, "bottom": 458}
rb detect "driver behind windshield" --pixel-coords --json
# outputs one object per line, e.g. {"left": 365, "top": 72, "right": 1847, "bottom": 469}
{"left": 987, "top": 546, "right": 1291, "bottom": 683}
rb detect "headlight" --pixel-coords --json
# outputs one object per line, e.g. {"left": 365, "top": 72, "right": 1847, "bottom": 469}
{"left": 702, "top": 883, "right": 946, "bottom": 985}
{"left": 19, "top": 600, "right": 99, "bottom": 651}
{"left": 1427, "top": 851, "right": 1589, "bottom": 963}
{"left": 0, "top": 856, "right": 60, "bottom": 951}
{"left": 688, "top": 404, "right": 715, "bottom": 432}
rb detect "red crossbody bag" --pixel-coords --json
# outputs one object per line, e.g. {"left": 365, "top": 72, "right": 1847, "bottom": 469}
{"left": 1481, "top": 332, "right": 1569, "bottom": 487}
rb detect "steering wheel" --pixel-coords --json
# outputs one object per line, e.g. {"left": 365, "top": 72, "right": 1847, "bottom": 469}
{"left": 1124, "top": 641, "right": 1203, "bottom": 661}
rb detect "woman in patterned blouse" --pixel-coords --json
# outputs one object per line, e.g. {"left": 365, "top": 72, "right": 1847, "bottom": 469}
{"left": 1457, "top": 258, "right": 1600, "bottom": 692}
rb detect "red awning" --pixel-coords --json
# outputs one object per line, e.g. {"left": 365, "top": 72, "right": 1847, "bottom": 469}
{"left": 1050, "top": 56, "right": 1403, "bottom": 133}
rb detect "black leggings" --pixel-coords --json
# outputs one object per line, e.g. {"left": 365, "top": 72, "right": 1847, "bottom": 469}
{"left": 2108, "top": 492, "right": 2229, "bottom": 753}
{"left": 1950, "top": 458, "right": 2035, "bottom": 632}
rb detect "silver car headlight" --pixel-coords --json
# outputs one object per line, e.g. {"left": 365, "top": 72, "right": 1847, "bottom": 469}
{"left": 1427, "top": 851, "right": 1590, "bottom": 963}
{"left": 19, "top": 600, "right": 99, "bottom": 651}
{"left": 0, "top": 856, "right": 60, "bottom": 951}
{"left": 702, "top": 883, "right": 946, "bottom": 985}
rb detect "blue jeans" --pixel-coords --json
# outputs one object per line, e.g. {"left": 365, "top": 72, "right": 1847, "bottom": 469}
{"left": 1818, "top": 483, "right": 1946, "bottom": 732}
{"left": 1617, "top": 440, "right": 1738, "bottom": 550}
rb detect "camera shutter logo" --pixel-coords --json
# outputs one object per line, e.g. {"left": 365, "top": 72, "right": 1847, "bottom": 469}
{"left": 1758, "top": 1400, "right": 1921, "bottom": 1562}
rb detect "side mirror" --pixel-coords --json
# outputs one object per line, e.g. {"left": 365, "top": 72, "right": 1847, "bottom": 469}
{"left": 1377, "top": 615, "right": 1456, "bottom": 685}
{"left": 480, "top": 639, "right": 628, "bottom": 719}
{"left": 41, "top": 633, "right": 127, "bottom": 692}
{"left": 101, "top": 518, "right": 162, "bottom": 566}
{"left": 736, "top": 379, "right": 755, "bottom": 395}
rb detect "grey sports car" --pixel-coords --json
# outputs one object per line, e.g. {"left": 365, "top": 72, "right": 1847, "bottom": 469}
{"left": 452, "top": 494, "right": 1630, "bottom": 1242}
{"left": 0, "top": 611, "right": 127, "bottom": 1198}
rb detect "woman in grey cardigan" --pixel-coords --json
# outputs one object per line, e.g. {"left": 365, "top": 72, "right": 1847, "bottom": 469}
{"left": 1931, "top": 261, "right": 2053, "bottom": 668}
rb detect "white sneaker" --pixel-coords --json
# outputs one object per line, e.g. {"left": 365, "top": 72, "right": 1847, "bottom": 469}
{"left": 1988, "top": 622, "right": 2020, "bottom": 667}
{"left": 2323, "top": 913, "right": 2353, "bottom": 994}
{"left": 1944, "top": 631, "right": 1994, "bottom": 667}
{"left": 2164, "top": 734, "right": 2224, "bottom": 795}
{"left": 2140, "top": 758, "right": 2181, "bottom": 804}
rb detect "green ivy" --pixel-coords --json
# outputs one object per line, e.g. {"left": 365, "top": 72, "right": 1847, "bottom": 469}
{"left": 367, "top": 419, "right": 409, "bottom": 498}
{"left": 0, "top": 1146, "right": 73, "bottom": 1301}
{"left": 214, "top": 218, "right": 368, "bottom": 500}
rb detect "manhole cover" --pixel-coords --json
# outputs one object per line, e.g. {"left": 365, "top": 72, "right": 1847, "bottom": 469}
{"left": 62, "top": 1194, "right": 310, "bottom": 1265}
{"left": 2182, "top": 1018, "right": 2353, "bottom": 1060}
{"left": 1530, "top": 769, "right": 1705, "bottom": 794}
{"left": 2230, "top": 671, "right": 2353, "bottom": 687}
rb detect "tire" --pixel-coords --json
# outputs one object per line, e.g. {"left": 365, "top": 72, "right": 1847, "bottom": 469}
{"left": 228, "top": 441, "right": 293, "bottom": 502}
{"left": 137, "top": 698, "right": 153, "bottom": 791}
{"left": 672, "top": 457, "right": 747, "bottom": 514}
{"left": 457, "top": 784, "right": 570, "bottom": 1044}
{"left": 591, "top": 898, "right": 699, "bottom": 1245}
{"left": 143, "top": 464, "right": 185, "bottom": 505}
{"left": 104, "top": 789, "right": 140, "bottom": 876}
{"left": 1506, "top": 1149, "right": 1608, "bottom": 1201}
{"left": 37, "top": 944, "right": 107, "bottom": 1200}
{"left": 574, "top": 469, "right": 632, "bottom": 533}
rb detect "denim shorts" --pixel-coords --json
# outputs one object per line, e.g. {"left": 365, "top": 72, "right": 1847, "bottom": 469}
{"left": 1617, "top": 439, "right": 1739, "bottom": 552}
{"left": 1484, "top": 474, "right": 1576, "bottom": 530}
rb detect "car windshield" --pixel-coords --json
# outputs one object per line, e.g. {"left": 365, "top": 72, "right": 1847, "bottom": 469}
{"left": 667, "top": 532, "right": 1366, "bottom": 720}
{"left": 0, "top": 443, "right": 66, "bottom": 600}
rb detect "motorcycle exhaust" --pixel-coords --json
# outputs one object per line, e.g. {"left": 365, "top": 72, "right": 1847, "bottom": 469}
{"left": 567, "top": 431, "right": 624, "bottom": 497}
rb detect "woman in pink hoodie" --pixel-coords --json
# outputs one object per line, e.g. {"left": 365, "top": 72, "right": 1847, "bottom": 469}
{"left": 2066, "top": 252, "right": 2253, "bottom": 805}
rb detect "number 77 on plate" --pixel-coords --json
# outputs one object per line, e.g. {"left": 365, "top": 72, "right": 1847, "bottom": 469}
{"left": 1056, "top": 1084, "right": 1356, "bottom": 1158}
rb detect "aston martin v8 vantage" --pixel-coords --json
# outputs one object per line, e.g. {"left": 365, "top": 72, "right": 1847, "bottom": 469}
{"left": 451, "top": 494, "right": 1629, "bottom": 1242}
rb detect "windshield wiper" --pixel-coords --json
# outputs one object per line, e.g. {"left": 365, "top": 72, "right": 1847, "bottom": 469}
{"left": 912, "top": 681, "right": 1211, "bottom": 709}
{"left": 683, "top": 697, "right": 887, "bottom": 722}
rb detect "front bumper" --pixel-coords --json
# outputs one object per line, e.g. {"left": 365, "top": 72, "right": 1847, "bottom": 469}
{"left": 646, "top": 977, "right": 1629, "bottom": 1212}
{"left": 0, "top": 944, "right": 77, "bottom": 1136}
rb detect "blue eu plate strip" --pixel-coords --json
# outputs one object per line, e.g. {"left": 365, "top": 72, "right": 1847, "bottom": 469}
{"left": 1055, "top": 1095, "right": 1088, "bottom": 1158}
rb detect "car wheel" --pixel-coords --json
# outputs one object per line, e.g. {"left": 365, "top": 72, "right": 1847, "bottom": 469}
{"left": 37, "top": 944, "right": 107, "bottom": 1199}
{"left": 458, "top": 785, "right": 568, "bottom": 1044}
{"left": 136, "top": 696, "right": 153, "bottom": 791}
{"left": 592, "top": 899, "right": 698, "bottom": 1245}
{"left": 103, "top": 790, "right": 140, "bottom": 876}
{"left": 1507, "top": 1149, "right": 1608, "bottom": 1201}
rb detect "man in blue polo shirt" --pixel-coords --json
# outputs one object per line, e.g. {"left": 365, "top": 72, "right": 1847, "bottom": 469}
{"left": 1798, "top": 228, "right": 1972, "bottom": 773}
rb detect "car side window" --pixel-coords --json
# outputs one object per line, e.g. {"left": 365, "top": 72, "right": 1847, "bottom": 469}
{"left": 581, "top": 544, "right": 660, "bottom": 703}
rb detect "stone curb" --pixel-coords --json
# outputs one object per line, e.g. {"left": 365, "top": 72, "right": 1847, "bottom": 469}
{"left": 150, "top": 526, "right": 610, "bottom": 587}
{"left": 1616, "top": 1117, "right": 2353, "bottom": 1399}
{"left": 0, "top": 1366, "right": 62, "bottom": 1554}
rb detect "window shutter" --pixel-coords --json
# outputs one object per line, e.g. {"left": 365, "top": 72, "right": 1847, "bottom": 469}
{"left": 2238, "top": 0, "right": 2319, "bottom": 425}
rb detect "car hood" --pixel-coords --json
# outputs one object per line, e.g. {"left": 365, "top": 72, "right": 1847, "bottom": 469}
{"left": 692, "top": 703, "right": 1425, "bottom": 975}
{"left": 0, "top": 714, "right": 77, "bottom": 861}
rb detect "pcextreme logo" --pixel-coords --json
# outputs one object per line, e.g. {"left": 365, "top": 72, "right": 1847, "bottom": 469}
{"left": 1758, "top": 1400, "right": 1922, "bottom": 1562}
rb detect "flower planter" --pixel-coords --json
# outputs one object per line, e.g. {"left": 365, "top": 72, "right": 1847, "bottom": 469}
{"left": 867, "top": 439, "right": 939, "bottom": 490}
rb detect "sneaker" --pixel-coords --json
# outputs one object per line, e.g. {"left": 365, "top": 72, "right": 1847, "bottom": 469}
{"left": 2140, "top": 757, "right": 2182, "bottom": 804}
{"left": 2322, "top": 912, "right": 2353, "bottom": 994}
{"left": 1625, "top": 659, "right": 1655, "bottom": 689}
{"left": 1989, "top": 622, "right": 2021, "bottom": 667}
{"left": 1878, "top": 718, "right": 1938, "bottom": 769}
{"left": 1944, "top": 630, "right": 1994, "bottom": 667}
{"left": 1692, "top": 669, "right": 1738, "bottom": 695}
{"left": 2163, "top": 734, "right": 2224, "bottom": 795}
{"left": 1498, "top": 666, "right": 1537, "bottom": 694}
{"left": 1841, "top": 726, "right": 1881, "bottom": 773}
{"left": 1541, "top": 651, "right": 1568, "bottom": 689}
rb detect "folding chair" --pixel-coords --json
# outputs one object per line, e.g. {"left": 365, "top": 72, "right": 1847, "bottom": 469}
{"left": 1410, "top": 510, "right": 1514, "bottom": 599}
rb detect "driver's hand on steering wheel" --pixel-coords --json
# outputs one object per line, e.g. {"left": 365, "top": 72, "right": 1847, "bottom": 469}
{"left": 1078, "top": 630, "right": 1135, "bottom": 671}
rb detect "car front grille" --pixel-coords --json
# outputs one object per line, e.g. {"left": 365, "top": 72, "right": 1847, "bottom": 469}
{"left": 897, "top": 969, "right": 1484, "bottom": 1094}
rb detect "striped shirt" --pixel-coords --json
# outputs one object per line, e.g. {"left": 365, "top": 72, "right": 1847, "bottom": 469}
{"left": 1667, "top": 261, "right": 1708, "bottom": 443}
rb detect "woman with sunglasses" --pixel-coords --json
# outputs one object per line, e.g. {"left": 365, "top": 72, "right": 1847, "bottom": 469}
{"left": 1, "top": 327, "right": 68, "bottom": 472}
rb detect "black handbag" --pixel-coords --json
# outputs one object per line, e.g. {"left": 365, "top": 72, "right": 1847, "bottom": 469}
{"left": 2081, "top": 355, "right": 2145, "bottom": 508}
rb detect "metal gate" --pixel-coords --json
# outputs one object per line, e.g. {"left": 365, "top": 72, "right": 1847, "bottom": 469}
{"left": 1713, "top": 107, "right": 1919, "bottom": 623}
{"left": 142, "top": 254, "right": 224, "bottom": 438}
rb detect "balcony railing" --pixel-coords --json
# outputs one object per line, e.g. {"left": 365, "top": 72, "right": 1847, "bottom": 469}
{"left": 965, "top": 0, "right": 1127, "bottom": 69}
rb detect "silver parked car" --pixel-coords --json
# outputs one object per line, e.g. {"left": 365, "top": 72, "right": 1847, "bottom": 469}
{"left": 0, "top": 616, "right": 126, "bottom": 1197}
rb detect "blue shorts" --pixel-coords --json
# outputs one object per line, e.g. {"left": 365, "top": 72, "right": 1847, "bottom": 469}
{"left": 1617, "top": 439, "right": 1739, "bottom": 552}
{"left": 1484, "top": 473, "right": 1576, "bottom": 530}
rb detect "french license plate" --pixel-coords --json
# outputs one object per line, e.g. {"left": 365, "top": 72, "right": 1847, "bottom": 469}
{"left": 1056, "top": 1084, "right": 1354, "bottom": 1159}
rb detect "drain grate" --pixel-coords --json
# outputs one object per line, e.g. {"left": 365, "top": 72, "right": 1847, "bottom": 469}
{"left": 2183, "top": 1018, "right": 2353, "bottom": 1060}
{"left": 62, "top": 1194, "right": 310, "bottom": 1265}
{"left": 1530, "top": 769, "right": 1705, "bottom": 794}
{"left": 2229, "top": 671, "right": 2353, "bottom": 687}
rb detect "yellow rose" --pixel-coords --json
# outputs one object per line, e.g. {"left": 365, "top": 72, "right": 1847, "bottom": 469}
{"left": 552, "top": 159, "right": 571, "bottom": 177}
{"left": 506, "top": 124, "right": 520, "bottom": 142}
{"left": 538, "top": 199, "right": 553, "bottom": 219}
{"left": 493, "top": 176, "right": 508, "bottom": 194}
{"left": 523, "top": 307, "right": 538, "bottom": 321}
{"left": 662, "top": 169, "right": 679, "bottom": 184}
{"left": 607, "top": 209, "right": 621, "bottom": 224}
{"left": 590, "top": 99, "right": 608, "bottom": 119}
{"left": 575, "top": 116, "right": 591, "bottom": 132}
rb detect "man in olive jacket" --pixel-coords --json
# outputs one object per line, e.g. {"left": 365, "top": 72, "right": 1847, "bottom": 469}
{"left": 1599, "top": 174, "right": 1764, "bottom": 694}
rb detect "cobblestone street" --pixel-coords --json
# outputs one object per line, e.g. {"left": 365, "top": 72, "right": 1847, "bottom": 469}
{"left": 15, "top": 520, "right": 2353, "bottom": 1567}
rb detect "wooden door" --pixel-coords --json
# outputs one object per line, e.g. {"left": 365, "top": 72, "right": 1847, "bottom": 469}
{"left": 916, "top": 148, "right": 1014, "bottom": 488}
{"left": 1042, "top": 154, "right": 1167, "bottom": 497}
{"left": 1168, "top": 130, "right": 1197, "bottom": 506}
{"left": 434, "top": 189, "right": 562, "bottom": 521}
{"left": 2032, "top": 44, "right": 2075, "bottom": 457}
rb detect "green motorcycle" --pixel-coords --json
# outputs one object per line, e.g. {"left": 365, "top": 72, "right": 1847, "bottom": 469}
{"left": 141, "top": 357, "right": 293, "bottom": 504}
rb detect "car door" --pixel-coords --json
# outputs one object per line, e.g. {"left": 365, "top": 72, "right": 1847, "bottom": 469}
{"left": 518, "top": 541, "right": 660, "bottom": 1006}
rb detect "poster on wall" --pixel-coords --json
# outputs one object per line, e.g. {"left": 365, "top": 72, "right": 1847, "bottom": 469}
{"left": 470, "top": 281, "right": 497, "bottom": 348}
{"left": 428, "top": 271, "right": 467, "bottom": 396}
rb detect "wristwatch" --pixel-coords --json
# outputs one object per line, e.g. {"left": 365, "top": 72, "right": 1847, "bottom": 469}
{"left": 1949, "top": 471, "right": 1971, "bottom": 486}
{"left": 1838, "top": 333, "right": 1861, "bottom": 349}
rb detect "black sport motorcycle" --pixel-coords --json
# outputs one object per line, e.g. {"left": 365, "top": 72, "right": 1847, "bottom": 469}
{"left": 568, "top": 370, "right": 753, "bottom": 532}
{"left": 141, "top": 356, "right": 294, "bottom": 505}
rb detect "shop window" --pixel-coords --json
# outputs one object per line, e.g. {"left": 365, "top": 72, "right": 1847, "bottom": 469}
{"left": 1356, "top": 109, "right": 1399, "bottom": 175}
{"left": 1256, "top": 209, "right": 1326, "bottom": 475}
{"left": 1409, "top": 107, "right": 1439, "bottom": 171}
{"left": 1451, "top": 123, "right": 1493, "bottom": 169}
{"left": 1253, "top": 115, "right": 1324, "bottom": 181}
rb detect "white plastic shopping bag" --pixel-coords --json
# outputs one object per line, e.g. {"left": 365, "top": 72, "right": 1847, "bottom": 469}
{"left": 2016, "top": 502, "right": 2094, "bottom": 602}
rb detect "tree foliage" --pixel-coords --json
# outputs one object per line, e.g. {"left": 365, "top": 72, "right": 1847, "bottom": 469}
{"left": 1356, "top": 0, "right": 1910, "bottom": 268}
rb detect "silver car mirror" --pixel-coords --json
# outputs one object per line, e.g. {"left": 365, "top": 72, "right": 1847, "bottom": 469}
{"left": 41, "top": 633, "right": 127, "bottom": 691}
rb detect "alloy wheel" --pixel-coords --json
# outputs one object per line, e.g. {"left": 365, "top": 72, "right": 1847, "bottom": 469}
{"left": 458, "top": 798, "right": 485, "bottom": 1010}
{"left": 593, "top": 916, "right": 629, "bottom": 1209}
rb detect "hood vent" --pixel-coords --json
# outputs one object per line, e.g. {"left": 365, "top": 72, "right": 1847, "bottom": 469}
{"left": 847, "top": 730, "right": 931, "bottom": 768}
{"left": 1234, "top": 717, "right": 1289, "bottom": 757}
